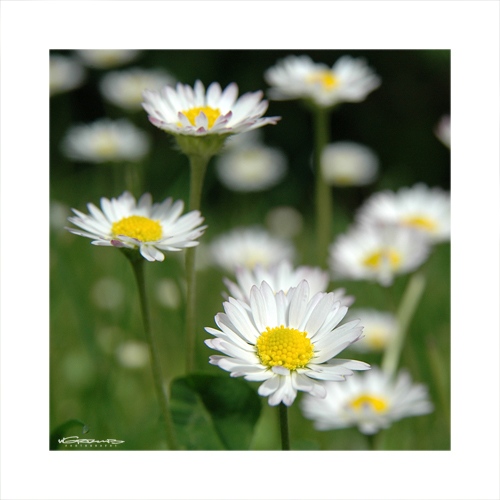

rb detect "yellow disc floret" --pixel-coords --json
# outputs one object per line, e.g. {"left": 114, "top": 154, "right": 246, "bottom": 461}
{"left": 180, "top": 106, "right": 221, "bottom": 129}
{"left": 402, "top": 215, "right": 438, "bottom": 233}
{"left": 112, "top": 215, "right": 162, "bottom": 242}
{"left": 306, "top": 70, "right": 339, "bottom": 90}
{"left": 349, "top": 393, "right": 388, "bottom": 413}
{"left": 256, "top": 325, "right": 314, "bottom": 370}
{"left": 363, "top": 248, "right": 401, "bottom": 270}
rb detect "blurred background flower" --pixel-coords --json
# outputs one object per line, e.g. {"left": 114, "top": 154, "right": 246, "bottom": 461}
{"left": 50, "top": 55, "right": 86, "bottom": 96}
{"left": 76, "top": 49, "right": 141, "bottom": 69}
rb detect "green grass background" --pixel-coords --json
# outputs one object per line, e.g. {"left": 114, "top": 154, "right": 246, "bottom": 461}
{"left": 50, "top": 49, "right": 450, "bottom": 450}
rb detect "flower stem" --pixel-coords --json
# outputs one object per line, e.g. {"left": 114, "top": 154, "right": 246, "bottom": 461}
{"left": 127, "top": 254, "right": 178, "bottom": 450}
{"left": 382, "top": 272, "right": 427, "bottom": 378}
{"left": 313, "top": 107, "right": 333, "bottom": 266}
{"left": 185, "top": 154, "right": 210, "bottom": 373}
{"left": 279, "top": 403, "right": 290, "bottom": 451}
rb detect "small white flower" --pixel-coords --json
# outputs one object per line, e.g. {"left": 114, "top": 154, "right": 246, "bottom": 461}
{"left": 66, "top": 191, "right": 207, "bottom": 262}
{"left": 301, "top": 366, "right": 433, "bottom": 434}
{"left": 215, "top": 141, "right": 287, "bottom": 192}
{"left": 142, "top": 80, "right": 280, "bottom": 137}
{"left": 155, "top": 279, "right": 182, "bottom": 309}
{"left": 265, "top": 206, "right": 303, "bottom": 239}
{"left": 116, "top": 341, "right": 150, "bottom": 369}
{"left": 223, "top": 259, "right": 354, "bottom": 308}
{"left": 209, "top": 226, "right": 296, "bottom": 273}
{"left": 329, "top": 225, "right": 430, "bottom": 287}
{"left": 62, "top": 118, "right": 150, "bottom": 163}
{"left": 50, "top": 55, "right": 86, "bottom": 96}
{"left": 265, "top": 54, "right": 381, "bottom": 108}
{"left": 100, "top": 67, "right": 177, "bottom": 111}
{"left": 321, "top": 141, "right": 379, "bottom": 186}
{"left": 345, "top": 309, "right": 398, "bottom": 353}
{"left": 435, "top": 115, "right": 450, "bottom": 148}
{"left": 356, "top": 183, "right": 450, "bottom": 243}
{"left": 76, "top": 49, "right": 140, "bottom": 69}
{"left": 205, "top": 280, "right": 370, "bottom": 407}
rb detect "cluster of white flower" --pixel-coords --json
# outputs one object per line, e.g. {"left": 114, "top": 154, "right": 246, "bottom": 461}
{"left": 61, "top": 51, "right": 442, "bottom": 445}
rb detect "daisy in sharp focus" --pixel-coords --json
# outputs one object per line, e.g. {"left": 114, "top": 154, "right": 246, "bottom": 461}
{"left": 265, "top": 54, "right": 381, "bottom": 109}
{"left": 100, "top": 67, "right": 177, "bottom": 111}
{"left": 142, "top": 80, "right": 280, "bottom": 138}
{"left": 209, "top": 226, "right": 296, "bottom": 273}
{"left": 329, "top": 224, "right": 430, "bottom": 287}
{"left": 66, "top": 191, "right": 206, "bottom": 262}
{"left": 223, "top": 259, "right": 354, "bottom": 308}
{"left": 344, "top": 309, "right": 398, "bottom": 353}
{"left": 356, "top": 183, "right": 451, "bottom": 244}
{"left": 301, "top": 366, "right": 433, "bottom": 434}
{"left": 62, "top": 118, "right": 150, "bottom": 163}
{"left": 321, "top": 141, "right": 379, "bottom": 187}
{"left": 205, "top": 280, "right": 370, "bottom": 407}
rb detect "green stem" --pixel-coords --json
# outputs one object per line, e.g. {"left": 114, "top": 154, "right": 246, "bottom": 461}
{"left": 366, "top": 431, "right": 383, "bottom": 451}
{"left": 128, "top": 255, "right": 178, "bottom": 450}
{"left": 313, "top": 107, "right": 333, "bottom": 267}
{"left": 382, "top": 272, "right": 427, "bottom": 378}
{"left": 279, "top": 403, "right": 290, "bottom": 451}
{"left": 185, "top": 154, "right": 210, "bottom": 373}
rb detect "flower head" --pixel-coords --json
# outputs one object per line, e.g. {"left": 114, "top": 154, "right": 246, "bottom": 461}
{"left": 142, "top": 80, "right": 280, "bottom": 139}
{"left": 435, "top": 115, "right": 450, "bottom": 148}
{"left": 100, "top": 67, "right": 177, "bottom": 111}
{"left": 356, "top": 184, "right": 451, "bottom": 243}
{"left": 205, "top": 280, "right": 370, "bottom": 407}
{"left": 329, "top": 225, "right": 430, "bottom": 286}
{"left": 66, "top": 191, "right": 206, "bottom": 262}
{"left": 76, "top": 49, "right": 140, "bottom": 69}
{"left": 62, "top": 118, "right": 150, "bottom": 163}
{"left": 50, "top": 55, "right": 86, "bottom": 96}
{"left": 209, "top": 226, "right": 296, "bottom": 273}
{"left": 265, "top": 55, "right": 381, "bottom": 108}
{"left": 344, "top": 309, "right": 398, "bottom": 353}
{"left": 223, "top": 259, "right": 354, "bottom": 308}
{"left": 301, "top": 366, "right": 433, "bottom": 434}
{"left": 321, "top": 141, "right": 379, "bottom": 186}
{"left": 215, "top": 140, "right": 287, "bottom": 192}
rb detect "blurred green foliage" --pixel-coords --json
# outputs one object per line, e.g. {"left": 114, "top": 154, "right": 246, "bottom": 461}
{"left": 50, "top": 49, "right": 450, "bottom": 450}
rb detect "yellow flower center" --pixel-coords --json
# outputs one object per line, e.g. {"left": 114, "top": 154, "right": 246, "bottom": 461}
{"left": 111, "top": 215, "right": 162, "bottom": 242}
{"left": 180, "top": 106, "right": 221, "bottom": 129}
{"left": 349, "top": 394, "right": 388, "bottom": 413}
{"left": 256, "top": 325, "right": 314, "bottom": 371}
{"left": 306, "top": 70, "right": 339, "bottom": 90}
{"left": 363, "top": 248, "right": 401, "bottom": 270}
{"left": 365, "top": 329, "right": 388, "bottom": 350}
{"left": 94, "top": 132, "right": 119, "bottom": 158}
{"left": 402, "top": 215, "right": 438, "bottom": 233}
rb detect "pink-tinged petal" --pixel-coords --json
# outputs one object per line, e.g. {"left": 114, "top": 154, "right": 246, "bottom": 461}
{"left": 257, "top": 375, "right": 280, "bottom": 397}
{"left": 111, "top": 239, "right": 126, "bottom": 247}
{"left": 177, "top": 112, "right": 192, "bottom": 128}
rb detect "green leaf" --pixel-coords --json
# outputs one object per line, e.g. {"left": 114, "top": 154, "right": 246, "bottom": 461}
{"left": 170, "top": 374, "right": 262, "bottom": 450}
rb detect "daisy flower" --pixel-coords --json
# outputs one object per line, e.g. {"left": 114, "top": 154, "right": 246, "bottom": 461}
{"left": 66, "top": 191, "right": 206, "bottom": 262}
{"left": 223, "top": 259, "right": 354, "bottom": 308}
{"left": 356, "top": 183, "right": 451, "bottom": 243}
{"left": 205, "top": 280, "right": 370, "bottom": 407}
{"left": 141, "top": 80, "right": 280, "bottom": 153}
{"left": 265, "top": 54, "right": 381, "bottom": 108}
{"left": 215, "top": 141, "right": 287, "bottom": 192}
{"left": 76, "top": 49, "right": 140, "bottom": 69}
{"left": 329, "top": 225, "right": 430, "bottom": 287}
{"left": 62, "top": 118, "right": 150, "bottom": 164}
{"left": 321, "top": 141, "right": 379, "bottom": 186}
{"left": 344, "top": 309, "right": 398, "bottom": 353}
{"left": 209, "top": 226, "right": 296, "bottom": 273}
{"left": 435, "top": 115, "right": 450, "bottom": 148}
{"left": 50, "top": 55, "right": 86, "bottom": 96}
{"left": 100, "top": 67, "right": 177, "bottom": 111}
{"left": 301, "top": 366, "right": 433, "bottom": 434}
